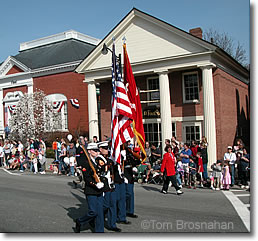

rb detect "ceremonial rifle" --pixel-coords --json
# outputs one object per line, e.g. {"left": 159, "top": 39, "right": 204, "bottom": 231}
{"left": 80, "top": 145, "right": 101, "bottom": 183}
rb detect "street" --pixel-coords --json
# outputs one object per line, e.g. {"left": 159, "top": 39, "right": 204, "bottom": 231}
{"left": 0, "top": 167, "right": 250, "bottom": 233}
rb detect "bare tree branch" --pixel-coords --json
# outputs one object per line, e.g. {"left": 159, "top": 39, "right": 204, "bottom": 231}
{"left": 203, "top": 28, "right": 248, "bottom": 67}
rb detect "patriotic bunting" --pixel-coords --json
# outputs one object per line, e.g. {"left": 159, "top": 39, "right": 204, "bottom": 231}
{"left": 70, "top": 99, "right": 79, "bottom": 109}
{"left": 8, "top": 105, "right": 16, "bottom": 114}
{"left": 52, "top": 101, "right": 65, "bottom": 112}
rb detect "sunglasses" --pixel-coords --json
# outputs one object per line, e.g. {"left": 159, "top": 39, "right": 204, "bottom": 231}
{"left": 90, "top": 149, "right": 99, "bottom": 152}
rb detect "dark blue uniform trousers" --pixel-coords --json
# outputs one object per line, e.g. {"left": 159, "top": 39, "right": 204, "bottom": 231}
{"left": 78, "top": 194, "right": 104, "bottom": 233}
{"left": 114, "top": 183, "right": 126, "bottom": 222}
{"left": 103, "top": 191, "right": 117, "bottom": 229}
{"left": 125, "top": 183, "right": 134, "bottom": 215}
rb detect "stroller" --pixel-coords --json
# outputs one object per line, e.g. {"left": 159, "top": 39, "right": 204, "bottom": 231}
{"left": 134, "top": 163, "right": 148, "bottom": 184}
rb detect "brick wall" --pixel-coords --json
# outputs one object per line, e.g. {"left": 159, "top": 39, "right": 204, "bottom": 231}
{"left": 213, "top": 68, "right": 249, "bottom": 159}
{"left": 33, "top": 71, "right": 89, "bottom": 137}
{"left": 6, "top": 66, "right": 24, "bottom": 75}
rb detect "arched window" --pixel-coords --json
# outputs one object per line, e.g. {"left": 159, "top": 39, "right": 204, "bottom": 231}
{"left": 45, "top": 94, "right": 68, "bottom": 131}
{"left": 3, "top": 91, "right": 24, "bottom": 125}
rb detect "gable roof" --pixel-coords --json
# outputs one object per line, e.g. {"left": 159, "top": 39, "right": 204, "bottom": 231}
{"left": 75, "top": 8, "right": 248, "bottom": 78}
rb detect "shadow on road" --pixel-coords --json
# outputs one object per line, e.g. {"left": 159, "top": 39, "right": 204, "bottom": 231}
{"left": 60, "top": 190, "right": 94, "bottom": 232}
{"left": 140, "top": 185, "right": 161, "bottom": 192}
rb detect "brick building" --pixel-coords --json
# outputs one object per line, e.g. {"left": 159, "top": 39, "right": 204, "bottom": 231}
{"left": 76, "top": 8, "right": 250, "bottom": 167}
{"left": 0, "top": 9, "right": 249, "bottom": 168}
{"left": 0, "top": 30, "right": 100, "bottom": 137}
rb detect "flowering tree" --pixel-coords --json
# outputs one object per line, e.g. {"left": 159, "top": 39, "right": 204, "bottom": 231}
{"left": 9, "top": 90, "right": 61, "bottom": 143}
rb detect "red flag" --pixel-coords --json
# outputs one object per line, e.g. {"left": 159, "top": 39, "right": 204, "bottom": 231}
{"left": 123, "top": 44, "right": 146, "bottom": 162}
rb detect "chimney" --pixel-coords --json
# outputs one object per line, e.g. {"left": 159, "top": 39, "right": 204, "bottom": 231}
{"left": 189, "top": 27, "right": 203, "bottom": 39}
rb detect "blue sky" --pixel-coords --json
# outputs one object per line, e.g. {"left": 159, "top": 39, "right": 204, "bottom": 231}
{"left": 0, "top": 0, "right": 251, "bottom": 64}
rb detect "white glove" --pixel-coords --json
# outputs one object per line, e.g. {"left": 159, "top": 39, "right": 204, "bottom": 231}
{"left": 96, "top": 182, "right": 104, "bottom": 189}
{"left": 124, "top": 177, "right": 128, "bottom": 184}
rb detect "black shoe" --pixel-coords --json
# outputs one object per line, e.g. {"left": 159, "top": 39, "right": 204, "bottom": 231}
{"left": 117, "top": 220, "right": 131, "bottom": 224}
{"left": 126, "top": 213, "right": 138, "bottom": 218}
{"left": 74, "top": 219, "right": 81, "bottom": 233}
{"left": 109, "top": 227, "right": 121, "bottom": 232}
{"left": 89, "top": 220, "right": 95, "bottom": 228}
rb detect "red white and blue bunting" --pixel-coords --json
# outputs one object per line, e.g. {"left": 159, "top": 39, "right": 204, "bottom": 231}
{"left": 8, "top": 105, "right": 16, "bottom": 114}
{"left": 70, "top": 99, "right": 79, "bottom": 109}
{"left": 52, "top": 101, "right": 65, "bottom": 112}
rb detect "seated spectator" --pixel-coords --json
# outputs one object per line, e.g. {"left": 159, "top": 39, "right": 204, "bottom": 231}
{"left": 9, "top": 155, "right": 20, "bottom": 170}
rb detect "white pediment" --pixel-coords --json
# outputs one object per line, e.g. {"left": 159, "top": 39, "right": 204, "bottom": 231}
{"left": 76, "top": 8, "right": 216, "bottom": 74}
{"left": 0, "top": 56, "right": 30, "bottom": 77}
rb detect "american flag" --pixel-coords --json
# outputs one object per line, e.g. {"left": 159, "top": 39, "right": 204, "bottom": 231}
{"left": 110, "top": 43, "right": 134, "bottom": 164}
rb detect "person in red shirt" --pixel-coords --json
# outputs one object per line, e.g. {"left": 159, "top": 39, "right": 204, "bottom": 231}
{"left": 161, "top": 145, "right": 183, "bottom": 195}
{"left": 197, "top": 152, "right": 204, "bottom": 188}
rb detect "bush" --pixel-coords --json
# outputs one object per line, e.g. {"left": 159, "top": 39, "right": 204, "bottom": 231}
{"left": 46, "top": 148, "right": 55, "bottom": 159}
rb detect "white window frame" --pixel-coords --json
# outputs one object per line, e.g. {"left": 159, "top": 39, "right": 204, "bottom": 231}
{"left": 45, "top": 94, "right": 68, "bottom": 132}
{"left": 182, "top": 71, "right": 200, "bottom": 104}
{"left": 146, "top": 76, "right": 160, "bottom": 106}
{"left": 182, "top": 121, "right": 202, "bottom": 144}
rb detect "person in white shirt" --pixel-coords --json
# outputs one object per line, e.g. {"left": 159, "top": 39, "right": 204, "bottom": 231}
{"left": 18, "top": 141, "right": 24, "bottom": 153}
{"left": 224, "top": 146, "right": 237, "bottom": 186}
{"left": 0, "top": 143, "right": 4, "bottom": 167}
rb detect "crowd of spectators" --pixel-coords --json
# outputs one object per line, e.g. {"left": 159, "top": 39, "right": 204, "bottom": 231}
{"left": 142, "top": 136, "right": 250, "bottom": 191}
{"left": 0, "top": 134, "right": 250, "bottom": 192}
{"left": 0, "top": 138, "right": 47, "bottom": 174}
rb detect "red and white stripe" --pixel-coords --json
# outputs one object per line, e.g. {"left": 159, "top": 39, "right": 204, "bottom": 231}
{"left": 110, "top": 43, "right": 134, "bottom": 164}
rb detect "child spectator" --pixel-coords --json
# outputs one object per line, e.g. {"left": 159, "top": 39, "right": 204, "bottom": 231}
{"left": 224, "top": 146, "right": 236, "bottom": 186}
{"left": 221, "top": 161, "right": 231, "bottom": 190}
{"left": 0, "top": 142, "right": 4, "bottom": 167}
{"left": 19, "top": 151, "right": 27, "bottom": 172}
{"left": 211, "top": 161, "right": 222, "bottom": 190}
{"left": 189, "top": 158, "right": 197, "bottom": 189}
{"left": 176, "top": 158, "right": 184, "bottom": 188}
{"left": 31, "top": 153, "right": 38, "bottom": 174}
{"left": 58, "top": 143, "right": 67, "bottom": 175}
{"left": 196, "top": 152, "right": 204, "bottom": 188}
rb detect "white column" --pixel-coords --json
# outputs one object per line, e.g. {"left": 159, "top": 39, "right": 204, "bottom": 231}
{"left": 0, "top": 88, "right": 4, "bottom": 135}
{"left": 27, "top": 83, "right": 33, "bottom": 94}
{"left": 157, "top": 70, "right": 172, "bottom": 154}
{"left": 87, "top": 79, "right": 99, "bottom": 141}
{"left": 201, "top": 65, "right": 217, "bottom": 169}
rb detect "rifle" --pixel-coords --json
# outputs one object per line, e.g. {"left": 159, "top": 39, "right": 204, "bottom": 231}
{"left": 80, "top": 145, "right": 101, "bottom": 183}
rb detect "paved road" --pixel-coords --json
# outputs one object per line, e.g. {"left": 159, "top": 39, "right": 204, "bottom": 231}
{"left": 0, "top": 168, "right": 250, "bottom": 233}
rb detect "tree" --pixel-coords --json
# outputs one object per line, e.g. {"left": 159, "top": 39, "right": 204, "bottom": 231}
{"left": 203, "top": 28, "right": 248, "bottom": 67}
{"left": 9, "top": 90, "right": 61, "bottom": 143}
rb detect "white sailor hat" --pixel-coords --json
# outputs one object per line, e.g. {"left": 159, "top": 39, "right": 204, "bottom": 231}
{"left": 98, "top": 141, "right": 109, "bottom": 149}
{"left": 87, "top": 143, "right": 99, "bottom": 151}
